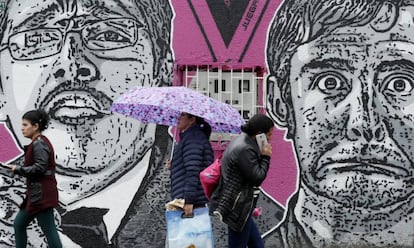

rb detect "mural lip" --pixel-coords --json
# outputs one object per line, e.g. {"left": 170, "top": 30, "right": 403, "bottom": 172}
{"left": 39, "top": 89, "right": 111, "bottom": 124}
{"left": 316, "top": 160, "right": 409, "bottom": 178}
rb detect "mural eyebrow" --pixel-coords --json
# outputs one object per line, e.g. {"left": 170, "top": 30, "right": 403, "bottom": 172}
{"left": 86, "top": 1, "right": 137, "bottom": 21}
{"left": 113, "top": 0, "right": 135, "bottom": 19}
{"left": 301, "top": 58, "right": 355, "bottom": 74}
{"left": 14, "top": 3, "right": 62, "bottom": 31}
{"left": 378, "top": 59, "right": 414, "bottom": 72}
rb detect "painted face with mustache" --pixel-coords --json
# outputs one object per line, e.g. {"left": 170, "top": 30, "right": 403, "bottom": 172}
{"left": 280, "top": 6, "right": 414, "bottom": 210}
{"left": 0, "top": 0, "right": 170, "bottom": 204}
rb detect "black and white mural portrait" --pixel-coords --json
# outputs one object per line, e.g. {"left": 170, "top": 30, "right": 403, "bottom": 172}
{"left": 265, "top": 0, "right": 414, "bottom": 247}
{"left": 0, "top": 0, "right": 286, "bottom": 247}
{"left": 2, "top": 0, "right": 413, "bottom": 247}
{"left": 0, "top": 0, "right": 174, "bottom": 247}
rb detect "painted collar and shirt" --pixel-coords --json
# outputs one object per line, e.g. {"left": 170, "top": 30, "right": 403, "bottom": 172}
{"left": 56, "top": 148, "right": 153, "bottom": 248}
{"left": 263, "top": 193, "right": 313, "bottom": 248}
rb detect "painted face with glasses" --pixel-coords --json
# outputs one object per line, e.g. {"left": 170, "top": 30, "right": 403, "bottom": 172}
{"left": 0, "top": 0, "right": 170, "bottom": 205}
{"left": 6, "top": 18, "right": 141, "bottom": 60}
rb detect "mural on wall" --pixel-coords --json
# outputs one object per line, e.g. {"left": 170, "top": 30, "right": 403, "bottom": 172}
{"left": 174, "top": 0, "right": 281, "bottom": 66}
{"left": 3, "top": 0, "right": 410, "bottom": 247}
{"left": 0, "top": 0, "right": 174, "bottom": 247}
{"left": 0, "top": 0, "right": 286, "bottom": 247}
{"left": 206, "top": 0, "right": 250, "bottom": 47}
{"left": 195, "top": 0, "right": 272, "bottom": 62}
{"left": 264, "top": 0, "right": 414, "bottom": 247}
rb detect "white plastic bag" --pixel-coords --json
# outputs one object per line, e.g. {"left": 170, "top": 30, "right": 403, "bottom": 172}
{"left": 165, "top": 207, "right": 214, "bottom": 248}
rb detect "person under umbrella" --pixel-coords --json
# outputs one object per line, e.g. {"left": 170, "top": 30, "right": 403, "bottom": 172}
{"left": 167, "top": 112, "right": 214, "bottom": 216}
{"left": 209, "top": 114, "right": 274, "bottom": 248}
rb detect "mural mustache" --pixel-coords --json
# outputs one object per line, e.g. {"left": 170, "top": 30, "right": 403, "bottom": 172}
{"left": 38, "top": 82, "right": 112, "bottom": 125}
{"left": 308, "top": 140, "right": 414, "bottom": 209}
{"left": 316, "top": 142, "right": 412, "bottom": 179}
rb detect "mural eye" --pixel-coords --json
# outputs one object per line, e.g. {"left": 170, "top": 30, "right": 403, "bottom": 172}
{"left": 83, "top": 19, "right": 139, "bottom": 50}
{"left": 383, "top": 74, "right": 414, "bottom": 96}
{"left": 7, "top": 29, "right": 63, "bottom": 60}
{"left": 92, "top": 31, "right": 130, "bottom": 42}
{"left": 312, "top": 72, "right": 350, "bottom": 96}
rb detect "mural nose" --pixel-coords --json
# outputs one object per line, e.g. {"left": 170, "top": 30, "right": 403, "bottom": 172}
{"left": 346, "top": 90, "right": 387, "bottom": 143}
{"left": 53, "top": 36, "right": 99, "bottom": 84}
{"left": 77, "top": 68, "right": 90, "bottom": 77}
{"left": 54, "top": 69, "right": 65, "bottom": 78}
{"left": 75, "top": 63, "right": 98, "bottom": 83}
{"left": 347, "top": 122, "right": 386, "bottom": 142}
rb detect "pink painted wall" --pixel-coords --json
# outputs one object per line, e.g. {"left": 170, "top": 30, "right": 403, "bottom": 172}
{"left": 0, "top": 123, "right": 22, "bottom": 163}
{"left": 172, "top": 0, "right": 282, "bottom": 67}
{"left": 171, "top": 0, "right": 296, "bottom": 205}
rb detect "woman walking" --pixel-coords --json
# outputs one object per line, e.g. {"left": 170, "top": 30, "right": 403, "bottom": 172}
{"left": 7, "top": 109, "right": 62, "bottom": 248}
{"left": 169, "top": 112, "right": 214, "bottom": 216}
{"left": 209, "top": 113, "right": 274, "bottom": 248}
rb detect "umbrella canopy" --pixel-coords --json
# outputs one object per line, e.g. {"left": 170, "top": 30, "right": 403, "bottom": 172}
{"left": 110, "top": 86, "right": 245, "bottom": 133}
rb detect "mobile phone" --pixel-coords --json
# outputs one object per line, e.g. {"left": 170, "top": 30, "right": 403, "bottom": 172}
{"left": 256, "top": 133, "right": 268, "bottom": 151}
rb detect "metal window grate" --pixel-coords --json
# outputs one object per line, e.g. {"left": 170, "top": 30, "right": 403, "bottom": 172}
{"left": 177, "top": 65, "right": 267, "bottom": 141}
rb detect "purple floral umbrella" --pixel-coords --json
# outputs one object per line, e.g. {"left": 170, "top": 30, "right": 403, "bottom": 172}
{"left": 110, "top": 86, "right": 245, "bottom": 133}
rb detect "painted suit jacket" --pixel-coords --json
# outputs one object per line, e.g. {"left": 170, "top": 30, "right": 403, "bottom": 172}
{"left": 263, "top": 193, "right": 314, "bottom": 248}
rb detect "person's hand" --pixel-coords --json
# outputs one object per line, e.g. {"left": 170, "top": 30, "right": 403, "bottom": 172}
{"left": 261, "top": 143, "right": 272, "bottom": 157}
{"left": 8, "top": 164, "right": 16, "bottom": 172}
{"left": 183, "top": 203, "right": 193, "bottom": 217}
{"left": 165, "top": 159, "right": 171, "bottom": 170}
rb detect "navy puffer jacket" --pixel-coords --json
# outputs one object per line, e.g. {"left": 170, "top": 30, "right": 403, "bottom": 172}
{"left": 170, "top": 124, "right": 214, "bottom": 205}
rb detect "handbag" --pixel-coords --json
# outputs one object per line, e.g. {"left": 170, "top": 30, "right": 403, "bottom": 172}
{"left": 165, "top": 207, "right": 214, "bottom": 248}
{"left": 199, "top": 158, "right": 221, "bottom": 200}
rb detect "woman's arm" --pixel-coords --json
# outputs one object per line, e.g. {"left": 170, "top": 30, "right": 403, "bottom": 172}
{"left": 238, "top": 146, "right": 270, "bottom": 186}
{"left": 182, "top": 139, "right": 204, "bottom": 204}
{"left": 14, "top": 139, "right": 50, "bottom": 177}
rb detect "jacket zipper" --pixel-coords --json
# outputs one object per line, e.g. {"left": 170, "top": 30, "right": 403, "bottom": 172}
{"left": 241, "top": 197, "right": 254, "bottom": 229}
{"left": 232, "top": 192, "right": 242, "bottom": 210}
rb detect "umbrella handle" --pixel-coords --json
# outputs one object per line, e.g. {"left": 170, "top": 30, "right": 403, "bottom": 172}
{"left": 170, "top": 127, "right": 178, "bottom": 160}
{"left": 170, "top": 143, "right": 174, "bottom": 161}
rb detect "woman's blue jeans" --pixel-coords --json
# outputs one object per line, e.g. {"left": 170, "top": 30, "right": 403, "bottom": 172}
{"left": 228, "top": 216, "right": 264, "bottom": 248}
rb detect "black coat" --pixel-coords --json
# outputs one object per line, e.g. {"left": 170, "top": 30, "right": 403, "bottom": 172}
{"left": 209, "top": 133, "right": 270, "bottom": 231}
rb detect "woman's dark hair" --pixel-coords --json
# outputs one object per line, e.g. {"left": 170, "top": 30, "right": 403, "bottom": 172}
{"left": 241, "top": 114, "right": 274, "bottom": 136}
{"left": 22, "top": 109, "right": 50, "bottom": 131}
{"left": 188, "top": 114, "right": 212, "bottom": 138}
